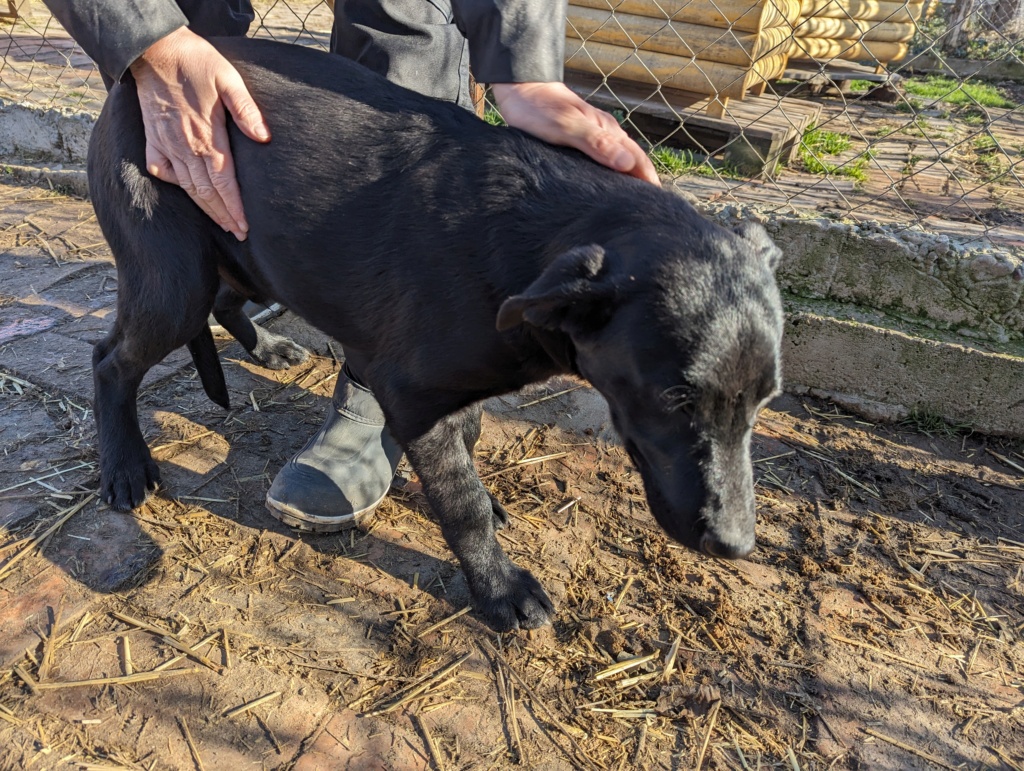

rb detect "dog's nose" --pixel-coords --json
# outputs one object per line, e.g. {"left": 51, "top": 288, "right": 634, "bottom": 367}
{"left": 700, "top": 532, "right": 753, "bottom": 560}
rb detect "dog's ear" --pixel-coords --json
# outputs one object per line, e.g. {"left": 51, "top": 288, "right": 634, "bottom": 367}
{"left": 733, "top": 222, "right": 782, "bottom": 272}
{"left": 496, "top": 244, "right": 613, "bottom": 332}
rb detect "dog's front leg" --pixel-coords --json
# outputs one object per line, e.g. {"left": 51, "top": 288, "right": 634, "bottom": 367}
{"left": 404, "top": 407, "right": 553, "bottom": 631}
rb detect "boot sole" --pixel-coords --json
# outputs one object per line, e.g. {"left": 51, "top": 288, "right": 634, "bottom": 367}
{"left": 265, "top": 488, "right": 385, "bottom": 533}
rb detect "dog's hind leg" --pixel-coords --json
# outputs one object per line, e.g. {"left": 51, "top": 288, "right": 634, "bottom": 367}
{"left": 458, "top": 403, "right": 509, "bottom": 531}
{"left": 211, "top": 283, "right": 309, "bottom": 370}
{"left": 402, "top": 407, "right": 552, "bottom": 631}
{"left": 92, "top": 205, "right": 220, "bottom": 510}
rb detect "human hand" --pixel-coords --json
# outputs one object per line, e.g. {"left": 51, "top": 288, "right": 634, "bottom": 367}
{"left": 491, "top": 82, "right": 659, "bottom": 186}
{"left": 130, "top": 27, "right": 271, "bottom": 240}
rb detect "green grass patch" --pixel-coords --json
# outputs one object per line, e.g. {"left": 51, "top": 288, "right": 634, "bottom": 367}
{"left": 483, "top": 109, "right": 506, "bottom": 126}
{"left": 649, "top": 147, "right": 707, "bottom": 176}
{"left": 797, "top": 126, "right": 869, "bottom": 182}
{"left": 970, "top": 135, "right": 1008, "bottom": 177}
{"left": 648, "top": 147, "right": 745, "bottom": 179}
{"left": 848, "top": 80, "right": 873, "bottom": 92}
{"left": 894, "top": 97, "right": 923, "bottom": 113}
{"left": 903, "top": 76, "right": 1016, "bottom": 109}
{"left": 899, "top": 408, "right": 972, "bottom": 437}
{"left": 802, "top": 127, "right": 852, "bottom": 156}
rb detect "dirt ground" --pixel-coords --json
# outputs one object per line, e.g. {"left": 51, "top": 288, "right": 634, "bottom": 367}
{"left": 1, "top": 182, "right": 1023, "bottom": 771}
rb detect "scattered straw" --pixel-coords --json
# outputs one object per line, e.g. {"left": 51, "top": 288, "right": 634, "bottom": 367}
{"left": 161, "top": 636, "right": 224, "bottom": 675}
{"left": 829, "top": 635, "right": 927, "bottom": 670}
{"left": 120, "top": 636, "right": 133, "bottom": 677}
{"left": 32, "top": 667, "right": 202, "bottom": 690}
{"left": 417, "top": 607, "right": 471, "bottom": 639}
{"left": 593, "top": 652, "right": 659, "bottom": 682}
{"left": 863, "top": 728, "right": 959, "bottom": 770}
{"left": 516, "top": 385, "right": 584, "bottom": 409}
{"left": 178, "top": 717, "right": 206, "bottom": 771}
{"left": 414, "top": 712, "right": 446, "bottom": 771}
{"left": 663, "top": 633, "right": 683, "bottom": 682}
{"left": 0, "top": 462, "right": 92, "bottom": 496}
{"left": 365, "top": 653, "right": 470, "bottom": 716}
{"left": 37, "top": 599, "right": 63, "bottom": 682}
{"left": 480, "top": 640, "right": 603, "bottom": 771}
{"left": 612, "top": 576, "right": 634, "bottom": 612}
{"left": 12, "top": 665, "right": 38, "bottom": 695}
{"left": 989, "top": 746, "right": 1024, "bottom": 771}
{"left": 0, "top": 494, "right": 96, "bottom": 582}
{"left": 223, "top": 691, "right": 282, "bottom": 719}
{"left": 695, "top": 700, "right": 721, "bottom": 770}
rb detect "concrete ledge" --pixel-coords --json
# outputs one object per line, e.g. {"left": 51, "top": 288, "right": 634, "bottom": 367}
{"left": 2, "top": 162, "right": 89, "bottom": 198}
{"left": 783, "top": 305, "right": 1024, "bottom": 436}
{"left": 704, "top": 201, "right": 1024, "bottom": 342}
{"left": 0, "top": 99, "right": 94, "bottom": 164}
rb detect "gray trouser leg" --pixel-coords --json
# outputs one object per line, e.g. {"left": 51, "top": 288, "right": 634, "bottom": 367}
{"left": 331, "top": 0, "right": 472, "bottom": 108}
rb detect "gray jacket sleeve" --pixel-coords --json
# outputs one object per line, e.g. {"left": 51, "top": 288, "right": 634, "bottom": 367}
{"left": 453, "top": 0, "right": 566, "bottom": 83}
{"left": 42, "top": 0, "right": 188, "bottom": 82}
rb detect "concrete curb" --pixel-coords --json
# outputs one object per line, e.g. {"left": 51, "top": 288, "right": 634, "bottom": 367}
{"left": 783, "top": 303, "right": 1024, "bottom": 436}
{"left": 2, "top": 161, "right": 90, "bottom": 198}
{"left": 0, "top": 98, "right": 94, "bottom": 164}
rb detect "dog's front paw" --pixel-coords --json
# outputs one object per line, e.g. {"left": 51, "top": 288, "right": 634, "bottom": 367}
{"left": 474, "top": 565, "right": 554, "bottom": 632}
{"left": 100, "top": 457, "right": 160, "bottom": 510}
{"left": 251, "top": 333, "right": 310, "bottom": 370}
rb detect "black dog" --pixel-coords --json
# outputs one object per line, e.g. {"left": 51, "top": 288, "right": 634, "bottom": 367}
{"left": 89, "top": 37, "right": 784, "bottom": 632}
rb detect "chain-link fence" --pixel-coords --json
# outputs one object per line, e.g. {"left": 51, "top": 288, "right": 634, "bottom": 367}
{"left": 1, "top": 0, "right": 1021, "bottom": 247}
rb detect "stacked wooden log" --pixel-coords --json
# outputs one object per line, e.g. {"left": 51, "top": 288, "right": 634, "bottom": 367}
{"left": 788, "top": 0, "right": 925, "bottom": 65}
{"left": 565, "top": 0, "right": 799, "bottom": 111}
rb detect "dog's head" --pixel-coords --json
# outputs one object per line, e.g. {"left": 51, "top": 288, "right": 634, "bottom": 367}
{"left": 497, "top": 221, "right": 783, "bottom": 559}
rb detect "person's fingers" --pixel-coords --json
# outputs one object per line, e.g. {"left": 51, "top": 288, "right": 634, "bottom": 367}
{"left": 218, "top": 68, "right": 270, "bottom": 144}
{"left": 173, "top": 151, "right": 234, "bottom": 233}
{"left": 186, "top": 154, "right": 237, "bottom": 233}
{"left": 145, "top": 145, "right": 179, "bottom": 186}
{"left": 207, "top": 105, "right": 249, "bottom": 239}
{"left": 625, "top": 143, "right": 661, "bottom": 185}
{"left": 167, "top": 155, "right": 210, "bottom": 223}
{"left": 568, "top": 101, "right": 661, "bottom": 185}
{"left": 573, "top": 126, "right": 636, "bottom": 173}
{"left": 131, "top": 27, "right": 257, "bottom": 239}
{"left": 494, "top": 82, "right": 661, "bottom": 186}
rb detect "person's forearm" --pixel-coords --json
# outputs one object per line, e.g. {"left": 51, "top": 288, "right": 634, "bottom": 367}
{"left": 42, "top": 0, "right": 187, "bottom": 82}
{"left": 451, "top": 0, "right": 566, "bottom": 84}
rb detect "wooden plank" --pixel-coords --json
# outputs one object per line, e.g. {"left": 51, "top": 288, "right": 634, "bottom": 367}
{"left": 799, "top": 0, "right": 924, "bottom": 22}
{"left": 564, "top": 71, "right": 821, "bottom": 177}
{"left": 566, "top": 7, "right": 793, "bottom": 66}
{"left": 780, "top": 60, "right": 903, "bottom": 100}
{"left": 789, "top": 37, "right": 909, "bottom": 63}
{"left": 795, "top": 17, "right": 918, "bottom": 43}
{"left": 565, "top": 38, "right": 787, "bottom": 99}
{"left": 783, "top": 59, "right": 894, "bottom": 83}
{"left": 568, "top": 0, "right": 784, "bottom": 34}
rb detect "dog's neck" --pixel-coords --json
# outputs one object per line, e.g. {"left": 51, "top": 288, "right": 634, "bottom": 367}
{"left": 530, "top": 328, "right": 578, "bottom": 374}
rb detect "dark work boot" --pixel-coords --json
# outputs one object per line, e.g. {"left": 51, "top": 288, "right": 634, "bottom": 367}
{"left": 266, "top": 368, "right": 403, "bottom": 531}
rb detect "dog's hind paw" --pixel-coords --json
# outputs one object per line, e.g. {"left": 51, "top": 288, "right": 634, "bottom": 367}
{"left": 100, "top": 460, "right": 160, "bottom": 511}
{"left": 476, "top": 566, "right": 555, "bottom": 632}
{"left": 250, "top": 333, "right": 310, "bottom": 370}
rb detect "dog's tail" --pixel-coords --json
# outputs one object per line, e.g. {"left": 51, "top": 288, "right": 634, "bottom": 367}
{"left": 186, "top": 326, "right": 231, "bottom": 410}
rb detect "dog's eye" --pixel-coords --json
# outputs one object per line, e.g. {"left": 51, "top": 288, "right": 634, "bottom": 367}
{"left": 660, "top": 385, "right": 692, "bottom": 414}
